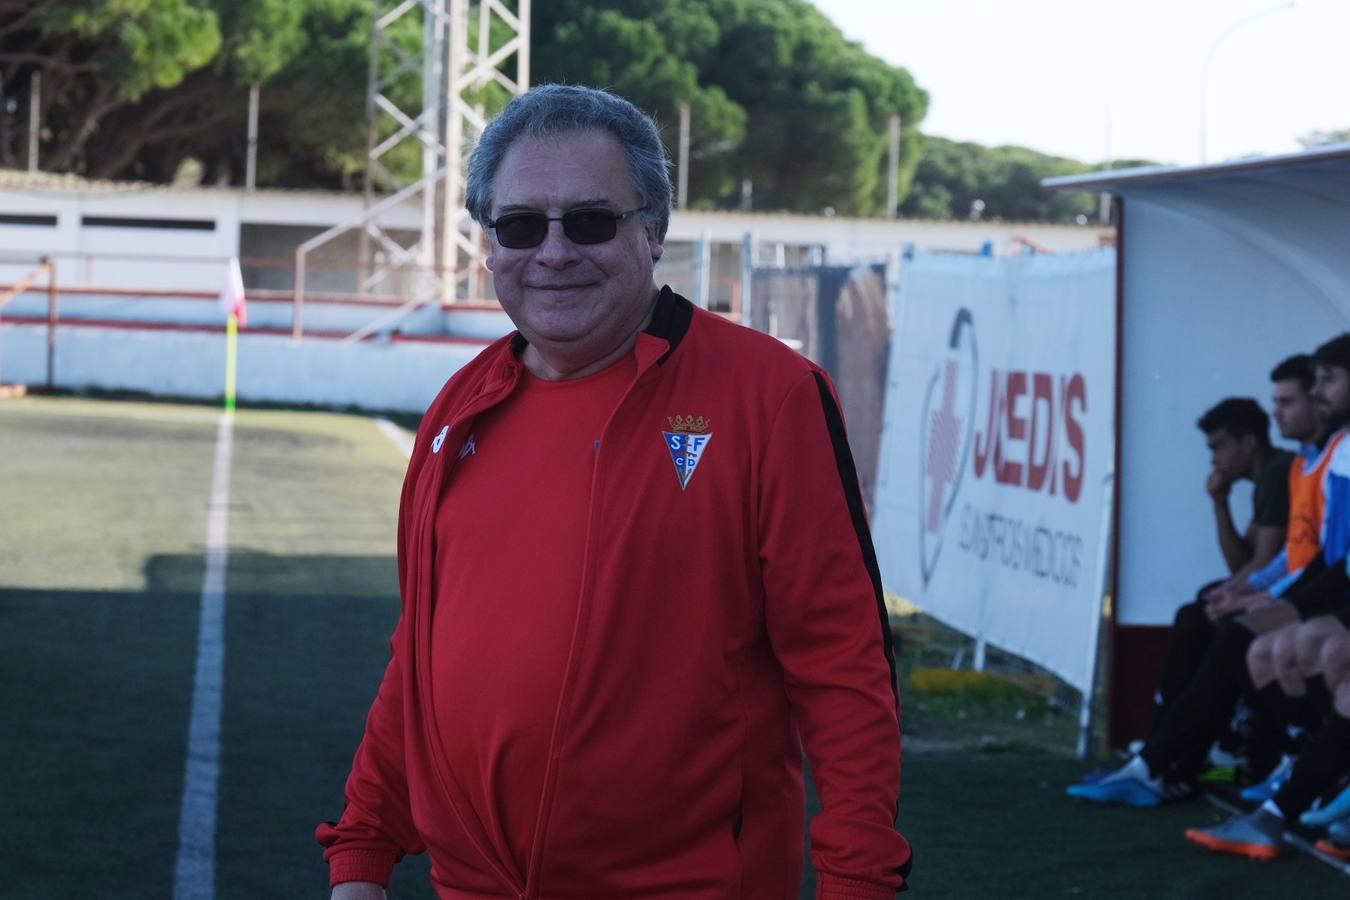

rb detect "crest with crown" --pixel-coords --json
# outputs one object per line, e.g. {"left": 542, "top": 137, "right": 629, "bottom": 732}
{"left": 667, "top": 414, "right": 711, "bottom": 434}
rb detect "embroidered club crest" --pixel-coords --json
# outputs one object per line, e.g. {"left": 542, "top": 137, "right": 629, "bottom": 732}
{"left": 662, "top": 414, "right": 713, "bottom": 490}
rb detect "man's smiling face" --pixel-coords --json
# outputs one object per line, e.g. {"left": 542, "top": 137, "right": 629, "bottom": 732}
{"left": 485, "top": 129, "right": 664, "bottom": 371}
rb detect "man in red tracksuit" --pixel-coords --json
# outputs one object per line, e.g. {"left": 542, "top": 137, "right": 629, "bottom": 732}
{"left": 318, "top": 84, "right": 912, "bottom": 899}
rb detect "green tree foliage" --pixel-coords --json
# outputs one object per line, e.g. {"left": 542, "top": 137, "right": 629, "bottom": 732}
{"left": 0, "top": 0, "right": 338, "bottom": 180}
{"left": 0, "top": 0, "right": 217, "bottom": 171}
{"left": 248, "top": 0, "right": 372, "bottom": 189}
{"left": 900, "top": 136, "right": 1159, "bottom": 223}
{"left": 538, "top": 3, "right": 747, "bottom": 207}
{"left": 1, "top": 0, "right": 1139, "bottom": 223}
{"left": 1299, "top": 128, "right": 1350, "bottom": 149}
{"left": 1, "top": 0, "right": 930, "bottom": 214}
{"left": 534, "top": 0, "right": 927, "bottom": 215}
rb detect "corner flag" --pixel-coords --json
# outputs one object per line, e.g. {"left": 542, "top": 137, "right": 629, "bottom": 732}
{"left": 219, "top": 256, "right": 247, "bottom": 327}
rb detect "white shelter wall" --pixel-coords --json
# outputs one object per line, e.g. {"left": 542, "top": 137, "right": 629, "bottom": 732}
{"left": 1118, "top": 195, "right": 1350, "bottom": 626}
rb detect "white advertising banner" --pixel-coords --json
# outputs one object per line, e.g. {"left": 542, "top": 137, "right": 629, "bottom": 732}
{"left": 872, "top": 249, "right": 1116, "bottom": 693}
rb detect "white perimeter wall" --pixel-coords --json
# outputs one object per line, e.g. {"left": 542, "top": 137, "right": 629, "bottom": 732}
{"left": 0, "top": 289, "right": 513, "bottom": 340}
{"left": 669, "top": 209, "right": 1110, "bottom": 261}
{"left": 0, "top": 323, "right": 481, "bottom": 413}
{"left": 0, "top": 176, "right": 423, "bottom": 290}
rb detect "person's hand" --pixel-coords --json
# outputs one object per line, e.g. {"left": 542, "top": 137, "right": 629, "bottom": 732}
{"left": 1204, "top": 584, "right": 1236, "bottom": 620}
{"left": 1239, "top": 590, "right": 1275, "bottom": 611}
{"left": 1206, "top": 469, "right": 1233, "bottom": 500}
{"left": 1201, "top": 578, "right": 1240, "bottom": 602}
{"left": 1209, "top": 589, "right": 1273, "bottom": 621}
{"left": 1238, "top": 597, "right": 1300, "bottom": 634}
{"left": 331, "top": 883, "right": 385, "bottom": 900}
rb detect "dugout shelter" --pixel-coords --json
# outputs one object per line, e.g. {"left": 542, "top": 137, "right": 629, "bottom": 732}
{"left": 1045, "top": 143, "right": 1350, "bottom": 747}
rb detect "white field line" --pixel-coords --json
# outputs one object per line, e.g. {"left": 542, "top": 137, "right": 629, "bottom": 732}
{"left": 172, "top": 411, "right": 235, "bottom": 900}
{"left": 375, "top": 416, "right": 414, "bottom": 459}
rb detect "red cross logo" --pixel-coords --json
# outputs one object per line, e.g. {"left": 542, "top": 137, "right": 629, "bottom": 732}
{"left": 925, "top": 360, "right": 962, "bottom": 533}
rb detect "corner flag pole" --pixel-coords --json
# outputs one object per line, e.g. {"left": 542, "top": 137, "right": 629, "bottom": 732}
{"left": 219, "top": 257, "right": 247, "bottom": 414}
{"left": 224, "top": 312, "right": 239, "bottom": 413}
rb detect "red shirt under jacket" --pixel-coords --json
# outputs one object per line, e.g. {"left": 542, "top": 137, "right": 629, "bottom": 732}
{"left": 430, "top": 356, "right": 636, "bottom": 887}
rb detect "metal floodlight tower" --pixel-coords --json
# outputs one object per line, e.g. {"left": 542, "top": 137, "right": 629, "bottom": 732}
{"left": 442, "top": 0, "right": 530, "bottom": 302}
{"left": 354, "top": 0, "right": 446, "bottom": 303}
{"left": 363, "top": 0, "right": 529, "bottom": 304}
{"left": 293, "top": 0, "right": 528, "bottom": 340}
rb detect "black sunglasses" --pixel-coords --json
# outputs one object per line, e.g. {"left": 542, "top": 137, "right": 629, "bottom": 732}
{"left": 487, "top": 206, "right": 646, "bottom": 249}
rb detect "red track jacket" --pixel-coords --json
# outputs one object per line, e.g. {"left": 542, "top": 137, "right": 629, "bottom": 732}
{"left": 317, "top": 288, "right": 911, "bottom": 898}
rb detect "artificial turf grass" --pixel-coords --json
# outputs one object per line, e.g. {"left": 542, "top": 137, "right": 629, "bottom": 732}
{"left": 0, "top": 396, "right": 219, "bottom": 591}
{"left": 213, "top": 588, "right": 436, "bottom": 900}
{"left": 0, "top": 588, "right": 199, "bottom": 898}
{"left": 213, "top": 408, "right": 429, "bottom": 898}
{"left": 0, "top": 398, "right": 413, "bottom": 898}
{"left": 0, "top": 398, "right": 220, "bottom": 895}
{"left": 896, "top": 753, "right": 1348, "bottom": 899}
{"left": 3, "top": 396, "right": 1347, "bottom": 898}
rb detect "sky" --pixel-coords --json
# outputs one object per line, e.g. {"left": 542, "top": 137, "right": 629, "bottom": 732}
{"left": 812, "top": 0, "right": 1348, "bottom": 167}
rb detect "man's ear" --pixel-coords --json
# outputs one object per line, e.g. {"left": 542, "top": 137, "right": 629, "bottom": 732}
{"left": 485, "top": 243, "right": 496, "bottom": 271}
{"left": 648, "top": 224, "right": 664, "bottom": 263}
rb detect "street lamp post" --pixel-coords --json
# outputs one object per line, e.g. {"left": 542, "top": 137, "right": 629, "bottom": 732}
{"left": 1199, "top": 1, "right": 1296, "bottom": 163}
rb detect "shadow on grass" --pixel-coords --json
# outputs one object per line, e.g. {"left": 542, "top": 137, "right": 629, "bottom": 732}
{"left": 0, "top": 550, "right": 436, "bottom": 900}
{"left": 0, "top": 584, "right": 199, "bottom": 898}
{"left": 25, "top": 552, "right": 1302, "bottom": 899}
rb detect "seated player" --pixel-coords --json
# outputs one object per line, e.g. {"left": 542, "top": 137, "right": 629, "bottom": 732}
{"left": 1068, "top": 336, "right": 1350, "bottom": 807}
{"left": 1137, "top": 367, "right": 1307, "bottom": 758}
{"left": 1202, "top": 396, "right": 1292, "bottom": 580}
{"left": 1207, "top": 355, "right": 1327, "bottom": 620}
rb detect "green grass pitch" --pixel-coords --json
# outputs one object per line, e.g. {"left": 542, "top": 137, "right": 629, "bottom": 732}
{"left": 1, "top": 395, "right": 1345, "bottom": 898}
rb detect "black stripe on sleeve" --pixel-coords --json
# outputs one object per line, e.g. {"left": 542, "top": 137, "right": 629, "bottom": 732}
{"left": 811, "top": 372, "right": 898, "bottom": 705}
{"left": 813, "top": 372, "right": 911, "bottom": 880}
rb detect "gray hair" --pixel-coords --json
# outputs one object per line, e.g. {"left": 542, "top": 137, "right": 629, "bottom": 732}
{"left": 465, "top": 84, "right": 673, "bottom": 242}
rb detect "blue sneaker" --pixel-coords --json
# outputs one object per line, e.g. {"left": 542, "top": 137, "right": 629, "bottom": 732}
{"left": 1240, "top": 755, "right": 1293, "bottom": 802}
{"left": 1072, "top": 769, "right": 1195, "bottom": 803}
{"left": 1315, "top": 815, "right": 1350, "bottom": 861}
{"left": 1302, "top": 782, "right": 1350, "bottom": 827}
{"left": 1329, "top": 816, "right": 1350, "bottom": 841}
{"left": 1067, "top": 773, "right": 1163, "bottom": 807}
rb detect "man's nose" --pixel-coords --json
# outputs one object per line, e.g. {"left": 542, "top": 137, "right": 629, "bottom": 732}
{"left": 533, "top": 220, "right": 582, "bottom": 266}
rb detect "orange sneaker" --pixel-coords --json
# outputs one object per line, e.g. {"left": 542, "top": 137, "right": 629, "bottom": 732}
{"left": 1184, "top": 809, "right": 1284, "bottom": 860}
{"left": 1315, "top": 837, "right": 1350, "bottom": 861}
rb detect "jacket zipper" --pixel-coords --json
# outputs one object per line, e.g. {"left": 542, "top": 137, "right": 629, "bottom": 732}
{"left": 520, "top": 335, "right": 670, "bottom": 897}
